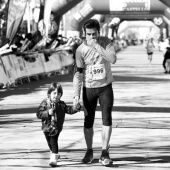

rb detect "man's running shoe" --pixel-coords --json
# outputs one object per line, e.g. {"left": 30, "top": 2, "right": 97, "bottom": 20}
{"left": 82, "top": 149, "right": 93, "bottom": 163}
{"left": 99, "top": 149, "right": 113, "bottom": 166}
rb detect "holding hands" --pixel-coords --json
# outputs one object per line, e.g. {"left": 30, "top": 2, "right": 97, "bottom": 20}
{"left": 73, "top": 96, "right": 79, "bottom": 106}
{"left": 73, "top": 96, "right": 81, "bottom": 111}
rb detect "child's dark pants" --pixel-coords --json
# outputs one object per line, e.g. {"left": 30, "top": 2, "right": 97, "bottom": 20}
{"left": 44, "top": 132, "right": 60, "bottom": 153}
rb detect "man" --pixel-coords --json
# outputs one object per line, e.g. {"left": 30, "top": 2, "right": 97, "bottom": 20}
{"left": 163, "top": 47, "right": 170, "bottom": 73}
{"left": 73, "top": 19, "right": 117, "bottom": 166}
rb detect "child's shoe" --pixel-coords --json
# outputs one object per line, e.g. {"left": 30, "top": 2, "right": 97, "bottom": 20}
{"left": 49, "top": 153, "right": 60, "bottom": 167}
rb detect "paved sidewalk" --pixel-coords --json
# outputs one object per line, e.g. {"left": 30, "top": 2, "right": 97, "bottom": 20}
{"left": 1, "top": 45, "right": 170, "bottom": 170}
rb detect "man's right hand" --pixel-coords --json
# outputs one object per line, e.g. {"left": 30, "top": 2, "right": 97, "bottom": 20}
{"left": 49, "top": 109, "right": 53, "bottom": 115}
{"left": 86, "top": 38, "right": 97, "bottom": 47}
{"left": 73, "top": 96, "right": 79, "bottom": 106}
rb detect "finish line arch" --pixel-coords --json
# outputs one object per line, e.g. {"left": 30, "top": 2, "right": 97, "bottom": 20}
{"left": 59, "top": 0, "right": 170, "bottom": 38}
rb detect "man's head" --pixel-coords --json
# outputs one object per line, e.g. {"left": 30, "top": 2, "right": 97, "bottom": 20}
{"left": 83, "top": 19, "right": 100, "bottom": 42}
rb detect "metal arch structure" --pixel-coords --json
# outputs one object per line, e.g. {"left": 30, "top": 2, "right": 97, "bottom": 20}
{"left": 159, "top": 0, "right": 170, "bottom": 8}
{"left": 45, "top": 0, "right": 170, "bottom": 38}
{"left": 117, "top": 20, "right": 160, "bottom": 36}
{"left": 56, "top": 0, "right": 170, "bottom": 38}
{"left": 42, "top": 0, "right": 82, "bottom": 37}
{"left": 104, "top": 13, "right": 168, "bottom": 40}
{"left": 50, "top": 0, "right": 82, "bottom": 16}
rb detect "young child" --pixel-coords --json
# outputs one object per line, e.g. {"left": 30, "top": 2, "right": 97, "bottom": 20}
{"left": 36, "top": 82, "right": 81, "bottom": 167}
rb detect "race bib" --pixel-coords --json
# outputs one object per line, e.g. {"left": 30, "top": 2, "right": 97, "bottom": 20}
{"left": 91, "top": 64, "right": 106, "bottom": 80}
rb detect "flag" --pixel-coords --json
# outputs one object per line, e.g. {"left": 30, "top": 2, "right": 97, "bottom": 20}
{"left": 6, "top": 0, "right": 27, "bottom": 45}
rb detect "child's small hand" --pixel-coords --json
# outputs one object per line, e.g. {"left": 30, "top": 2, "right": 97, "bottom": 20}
{"left": 75, "top": 103, "right": 81, "bottom": 111}
{"left": 49, "top": 108, "right": 53, "bottom": 115}
{"left": 73, "top": 103, "right": 81, "bottom": 113}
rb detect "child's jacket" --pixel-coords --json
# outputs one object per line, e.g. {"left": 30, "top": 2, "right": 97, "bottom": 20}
{"left": 36, "top": 98, "right": 79, "bottom": 133}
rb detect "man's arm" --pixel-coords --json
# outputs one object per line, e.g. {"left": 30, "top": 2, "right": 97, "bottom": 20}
{"left": 73, "top": 71, "right": 83, "bottom": 97}
{"left": 73, "top": 47, "right": 84, "bottom": 105}
{"left": 95, "top": 43, "right": 117, "bottom": 64}
{"left": 87, "top": 38, "right": 117, "bottom": 64}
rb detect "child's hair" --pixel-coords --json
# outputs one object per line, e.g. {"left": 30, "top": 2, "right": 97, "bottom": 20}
{"left": 47, "top": 82, "right": 63, "bottom": 97}
{"left": 83, "top": 19, "right": 100, "bottom": 34}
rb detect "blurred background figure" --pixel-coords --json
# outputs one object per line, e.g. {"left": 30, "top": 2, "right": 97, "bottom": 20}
{"left": 146, "top": 38, "right": 155, "bottom": 64}
{"left": 48, "top": 11, "right": 58, "bottom": 40}
{"left": 163, "top": 46, "right": 170, "bottom": 74}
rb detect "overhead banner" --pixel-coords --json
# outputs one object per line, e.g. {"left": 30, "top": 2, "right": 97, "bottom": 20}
{"left": 73, "top": 4, "right": 93, "bottom": 22}
{"left": 110, "top": 0, "right": 150, "bottom": 12}
{"left": 6, "top": 0, "right": 27, "bottom": 44}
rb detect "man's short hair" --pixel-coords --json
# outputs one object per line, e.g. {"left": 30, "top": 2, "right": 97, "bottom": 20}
{"left": 83, "top": 19, "right": 100, "bottom": 33}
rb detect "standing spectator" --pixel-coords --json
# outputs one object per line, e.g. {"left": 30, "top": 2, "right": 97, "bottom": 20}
{"left": 48, "top": 11, "right": 58, "bottom": 40}
{"left": 73, "top": 19, "right": 117, "bottom": 166}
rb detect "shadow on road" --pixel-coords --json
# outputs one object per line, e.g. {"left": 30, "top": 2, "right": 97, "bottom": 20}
{"left": 0, "top": 74, "right": 73, "bottom": 99}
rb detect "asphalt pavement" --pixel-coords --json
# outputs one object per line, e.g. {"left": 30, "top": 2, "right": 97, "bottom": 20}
{"left": 1, "top": 44, "right": 170, "bottom": 170}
